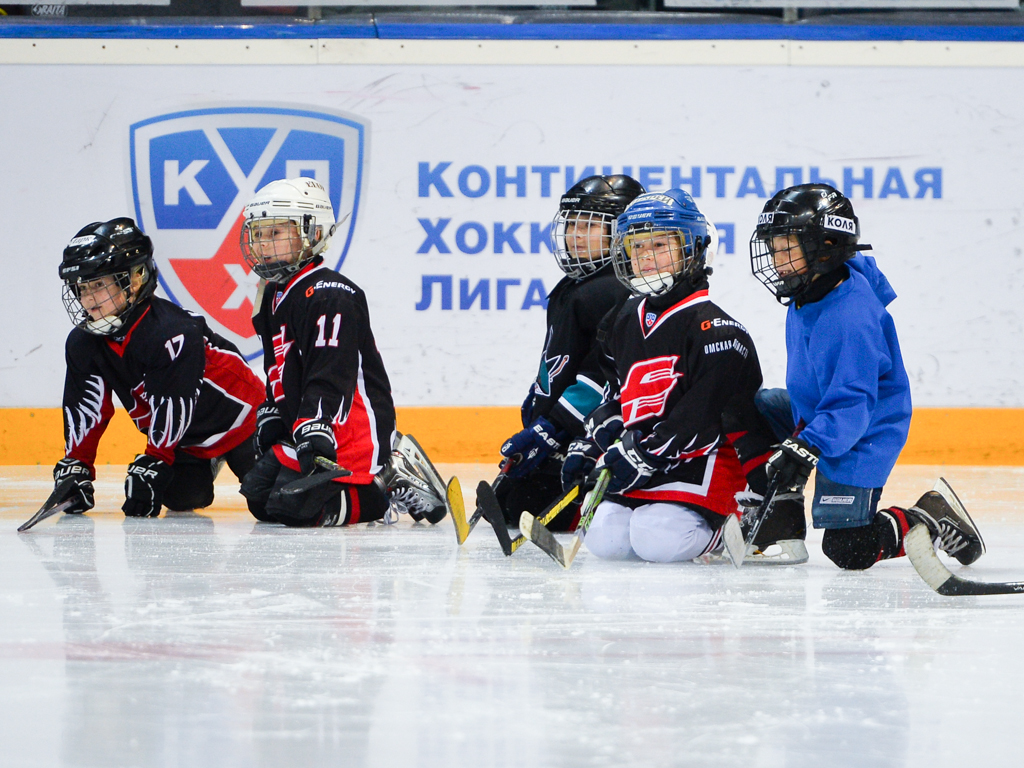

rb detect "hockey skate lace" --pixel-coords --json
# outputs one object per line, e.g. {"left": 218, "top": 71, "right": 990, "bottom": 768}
{"left": 388, "top": 487, "right": 432, "bottom": 520}
{"left": 937, "top": 523, "right": 968, "bottom": 555}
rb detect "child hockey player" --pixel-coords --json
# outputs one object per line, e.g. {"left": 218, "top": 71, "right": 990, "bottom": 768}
{"left": 495, "top": 175, "right": 644, "bottom": 530}
{"left": 749, "top": 183, "right": 985, "bottom": 569}
{"left": 563, "top": 189, "right": 795, "bottom": 562}
{"left": 56, "top": 217, "right": 265, "bottom": 518}
{"left": 237, "top": 178, "right": 448, "bottom": 528}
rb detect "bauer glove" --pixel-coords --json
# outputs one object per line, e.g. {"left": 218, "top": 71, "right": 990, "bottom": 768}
{"left": 561, "top": 438, "right": 602, "bottom": 491}
{"left": 765, "top": 436, "right": 819, "bottom": 495}
{"left": 53, "top": 457, "right": 95, "bottom": 514}
{"left": 585, "top": 402, "right": 625, "bottom": 452}
{"left": 294, "top": 420, "right": 338, "bottom": 476}
{"left": 500, "top": 416, "right": 567, "bottom": 478}
{"left": 253, "top": 402, "right": 287, "bottom": 458}
{"left": 596, "top": 431, "right": 669, "bottom": 495}
{"left": 123, "top": 455, "right": 173, "bottom": 517}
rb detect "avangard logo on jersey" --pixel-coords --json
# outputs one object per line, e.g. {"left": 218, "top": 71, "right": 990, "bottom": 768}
{"left": 129, "top": 105, "right": 369, "bottom": 359}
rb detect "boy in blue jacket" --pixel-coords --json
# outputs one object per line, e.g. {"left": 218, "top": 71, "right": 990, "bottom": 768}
{"left": 749, "top": 184, "right": 985, "bottom": 570}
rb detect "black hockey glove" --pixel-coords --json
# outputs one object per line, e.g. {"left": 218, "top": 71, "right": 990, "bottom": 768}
{"left": 500, "top": 416, "right": 567, "bottom": 478}
{"left": 765, "top": 436, "right": 820, "bottom": 495}
{"left": 294, "top": 420, "right": 338, "bottom": 476}
{"left": 253, "top": 402, "right": 287, "bottom": 457}
{"left": 52, "top": 457, "right": 95, "bottom": 514}
{"left": 596, "top": 431, "right": 669, "bottom": 495}
{"left": 585, "top": 402, "right": 624, "bottom": 452}
{"left": 123, "top": 455, "right": 173, "bottom": 518}
{"left": 560, "top": 438, "right": 602, "bottom": 491}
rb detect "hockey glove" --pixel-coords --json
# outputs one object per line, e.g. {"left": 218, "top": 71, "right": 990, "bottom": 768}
{"left": 122, "top": 455, "right": 173, "bottom": 518}
{"left": 294, "top": 420, "right": 338, "bottom": 477}
{"left": 561, "top": 438, "right": 602, "bottom": 491}
{"left": 765, "top": 436, "right": 820, "bottom": 495}
{"left": 596, "top": 431, "right": 668, "bottom": 495}
{"left": 499, "top": 416, "right": 567, "bottom": 478}
{"left": 585, "top": 401, "right": 625, "bottom": 452}
{"left": 253, "top": 402, "right": 287, "bottom": 457}
{"left": 52, "top": 457, "right": 95, "bottom": 514}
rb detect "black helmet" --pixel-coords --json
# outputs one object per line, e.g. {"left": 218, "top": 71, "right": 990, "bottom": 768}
{"left": 550, "top": 175, "right": 646, "bottom": 280}
{"left": 749, "top": 184, "right": 871, "bottom": 304}
{"left": 59, "top": 217, "right": 158, "bottom": 336}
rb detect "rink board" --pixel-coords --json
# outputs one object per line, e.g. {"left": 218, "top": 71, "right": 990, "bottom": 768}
{"left": 3, "top": 38, "right": 1024, "bottom": 462}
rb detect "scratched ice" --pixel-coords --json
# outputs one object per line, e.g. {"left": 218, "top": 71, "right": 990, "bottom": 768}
{"left": 2, "top": 464, "right": 1023, "bottom": 768}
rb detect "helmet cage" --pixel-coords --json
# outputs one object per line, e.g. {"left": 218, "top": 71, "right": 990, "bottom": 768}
{"left": 240, "top": 214, "right": 325, "bottom": 281}
{"left": 62, "top": 264, "right": 152, "bottom": 336}
{"left": 550, "top": 208, "right": 616, "bottom": 279}
{"left": 750, "top": 222, "right": 856, "bottom": 304}
{"left": 612, "top": 223, "right": 706, "bottom": 297}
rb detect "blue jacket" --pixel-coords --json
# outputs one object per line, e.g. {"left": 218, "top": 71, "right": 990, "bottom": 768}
{"left": 786, "top": 255, "right": 912, "bottom": 488}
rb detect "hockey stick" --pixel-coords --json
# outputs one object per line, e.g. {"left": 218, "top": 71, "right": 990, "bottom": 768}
{"left": 724, "top": 473, "right": 784, "bottom": 569}
{"left": 905, "top": 524, "right": 1024, "bottom": 596}
{"left": 519, "top": 468, "right": 611, "bottom": 569}
{"left": 278, "top": 457, "right": 352, "bottom": 496}
{"left": 476, "top": 480, "right": 583, "bottom": 556}
{"left": 18, "top": 478, "right": 78, "bottom": 532}
{"left": 451, "top": 457, "right": 516, "bottom": 546}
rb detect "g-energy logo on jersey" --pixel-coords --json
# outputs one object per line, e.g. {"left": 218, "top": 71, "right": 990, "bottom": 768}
{"left": 129, "top": 105, "right": 369, "bottom": 359}
{"left": 823, "top": 214, "right": 856, "bottom": 234}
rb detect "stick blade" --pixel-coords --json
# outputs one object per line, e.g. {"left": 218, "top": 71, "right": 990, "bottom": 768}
{"left": 722, "top": 514, "right": 746, "bottom": 569}
{"left": 476, "top": 482, "right": 514, "bottom": 556}
{"left": 447, "top": 477, "right": 471, "bottom": 545}
{"left": 905, "top": 524, "right": 1024, "bottom": 596}
{"left": 519, "top": 511, "right": 569, "bottom": 567}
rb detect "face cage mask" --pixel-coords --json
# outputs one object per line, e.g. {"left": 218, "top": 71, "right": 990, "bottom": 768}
{"left": 63, "top": 269, "right": 135, "bottom": 336}
{"left": 240, "top": 215, "right": 321, "bottom": 281}
{"left": 750, "top": 227, "right": 843, "bottom": 304}
{"left": 612, "top": 225, "right": 701, "bottom": 296}
{"left": 550, "top": 209, "right": 615, "bottom": 280}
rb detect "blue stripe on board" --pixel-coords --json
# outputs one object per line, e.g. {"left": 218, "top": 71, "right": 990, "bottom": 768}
{"left": 2, "top": 20, "right": 1024, "bottom": 43}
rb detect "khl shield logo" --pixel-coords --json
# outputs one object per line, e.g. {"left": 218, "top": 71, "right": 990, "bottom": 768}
{"left": 129, "top": 105, "right": 368, "bottom": 359}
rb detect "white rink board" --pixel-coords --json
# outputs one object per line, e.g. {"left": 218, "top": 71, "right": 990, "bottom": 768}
{"left": 2, "top": 62, "right": 1024, "bottom": 408}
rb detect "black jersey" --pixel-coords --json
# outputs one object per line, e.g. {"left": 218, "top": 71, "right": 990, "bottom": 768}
{"left": 253, "top": 258, "right": 396, "bottom": 484}
{"left": 63, "top": 297, "right": 265, "bottom": 473}
{"left": 598, "top": 279, "right": 774, "bottom": 524}
{"left": 526, "top": 266, "right": 629, "bottom": 437}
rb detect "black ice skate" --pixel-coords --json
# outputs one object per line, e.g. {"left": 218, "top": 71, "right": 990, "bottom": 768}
{"left": 906, "top": 477, "right": 985, "bottom": 566}
{"left": 736, "top": 490, "right": 808, "bottom": 565}
{"left": 376, "top": 433, "right": 448, "bottom": 525}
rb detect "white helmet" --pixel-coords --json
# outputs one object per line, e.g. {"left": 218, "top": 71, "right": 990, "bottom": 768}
{"left": 239, "top": 178, "right": 336, "bottom": 281}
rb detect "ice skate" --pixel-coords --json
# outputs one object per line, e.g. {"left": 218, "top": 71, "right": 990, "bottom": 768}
{"left": 376, "top": 433, "right": 448, "bottom": 525}
{"left": 739, "top": 491, "right": 809, "bottom": 565}
{"left": 906, "top": 477, "right": 985, "bottom": 565}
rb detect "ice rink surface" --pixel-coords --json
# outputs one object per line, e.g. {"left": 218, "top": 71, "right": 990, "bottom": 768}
{"left": 2, "top": 463, "right": 1023, "bottom": 768}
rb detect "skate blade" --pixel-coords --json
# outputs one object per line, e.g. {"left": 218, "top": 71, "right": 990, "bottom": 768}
{"left": 722, "top": 515, "right": 746, "bottom": 569}
{"left": 933, "top": 477, "right": 986, "bottom": 556}
{"left": 744, "top": 539, "right": 809, "bottom": 566}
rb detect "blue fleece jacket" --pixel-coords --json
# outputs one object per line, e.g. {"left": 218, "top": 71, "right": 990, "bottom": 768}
{"left": 786, "top": 255, "right": 912, "bottom": 488}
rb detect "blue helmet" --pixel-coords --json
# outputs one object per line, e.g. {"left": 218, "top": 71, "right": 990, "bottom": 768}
{"left": 611, "top": 189, "right": 711, "bottom": 296}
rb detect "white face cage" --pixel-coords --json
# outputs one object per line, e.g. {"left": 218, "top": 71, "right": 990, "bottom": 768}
{"left": 240, "top": 215, "right": 324, "bottom": 281}
{"left": 612, "top": 224, "right": 701, "bottom": 296}
{"left": 550, "top": 209, "right": 616, "bottom": 280}
{"left": 62, "top": 270, "right": 135, "bottom": 336}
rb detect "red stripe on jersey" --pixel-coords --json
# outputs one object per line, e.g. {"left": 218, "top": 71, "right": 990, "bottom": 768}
{"left": 637, "top": 290, "right": 709, "bottom": 339}
{"left": 626, "top": 442, "right": 747, "bottom": 519}
{"left": 104, "top": 306, "right": 151, "bottom": 358}
{"left": 179, "top": 344, "right": 264, "bottom": 460}
{"left": 740, "top": 453, "right": 769, "bottom": 475}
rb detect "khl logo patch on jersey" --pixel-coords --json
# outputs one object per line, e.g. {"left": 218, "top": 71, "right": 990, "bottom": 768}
{"left": 644, "top": 312, "right": 657, "bottom": 329}
{"left": 129, "top": 105, "right": 369, "bottom": 359}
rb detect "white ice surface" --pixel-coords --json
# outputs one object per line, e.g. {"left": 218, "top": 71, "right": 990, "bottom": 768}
{"left": 2, "top": 465, "right": 1024, "bottom": 768}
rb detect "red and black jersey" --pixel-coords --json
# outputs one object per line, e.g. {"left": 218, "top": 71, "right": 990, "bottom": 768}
{"left": 527, "top": 266, "right": 630, "bottom": 437}
{"left": 598, "top": 278, "right": 775, "bottom": 526}
{"left": 62, "top": 297, "right": 265, "bottom": 475}
{"left": 252, "top": 258, "right": 396, "bottom": 485}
